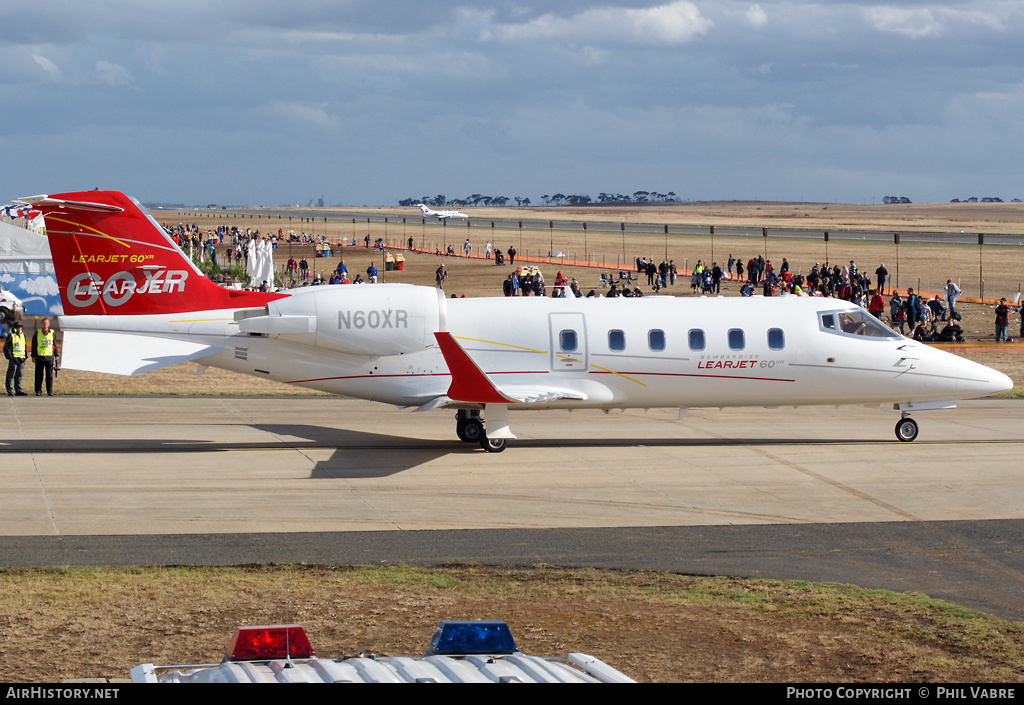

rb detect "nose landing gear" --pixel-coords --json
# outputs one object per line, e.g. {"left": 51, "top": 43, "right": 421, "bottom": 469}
{"left": 895, "top": 415, "right": 919, "bottom": 442}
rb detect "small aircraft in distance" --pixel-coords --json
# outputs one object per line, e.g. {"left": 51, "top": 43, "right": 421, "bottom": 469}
{"left": 25, "top": 189, "right": 1012, "bottom": 452}
{"left": 418, "top": 203, "right": 469, "bottom": 220}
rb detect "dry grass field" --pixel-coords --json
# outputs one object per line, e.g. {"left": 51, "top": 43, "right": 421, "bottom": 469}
{"left": 4, "top": 566, "right": 1024, "bottom": 683}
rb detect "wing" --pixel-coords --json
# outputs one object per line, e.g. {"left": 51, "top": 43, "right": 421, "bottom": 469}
{"left": 433, "top": 332, "right": 586, "bottom": 405}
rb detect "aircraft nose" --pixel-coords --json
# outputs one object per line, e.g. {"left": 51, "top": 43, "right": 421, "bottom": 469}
{"left": 958, "top": 357, "right": 1013, "bottom": 398}
{"left": 984, "top": 368, "right": 1014, "bottom": 396}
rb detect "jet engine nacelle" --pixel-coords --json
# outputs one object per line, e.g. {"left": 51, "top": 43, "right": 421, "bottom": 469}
{"left": 242, "top": 284, "right": 445, "bottom": 356}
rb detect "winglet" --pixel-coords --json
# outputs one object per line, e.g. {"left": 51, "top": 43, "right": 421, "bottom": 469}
{"left": 434, "top": 332, "right": 515, "bottom": 404}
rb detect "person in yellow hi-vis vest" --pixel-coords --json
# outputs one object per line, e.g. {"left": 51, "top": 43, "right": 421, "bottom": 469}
{"left": 3, "top": 321, "right": 28, "bottom": 396}
{"left": 31, "top": 318, "right": 56, "bottom": 396}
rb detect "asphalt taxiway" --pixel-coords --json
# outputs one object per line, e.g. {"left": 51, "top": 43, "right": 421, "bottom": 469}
{"left": 2, "top": 396, "right": 1023, "bottom": 619}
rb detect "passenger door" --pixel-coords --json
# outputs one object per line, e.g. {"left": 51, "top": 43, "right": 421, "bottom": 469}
{"left": 548, "top": 312, "right": 588, "bottom": 372}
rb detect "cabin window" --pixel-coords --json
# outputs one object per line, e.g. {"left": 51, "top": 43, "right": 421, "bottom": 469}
{"left": 728, "top": 329, "right": 745, "bottom": 351}
{"left": 821, "top": 313, "right": 836, "bottom": 330}
{"left": 559, "top": 330, "right": 578, "bottom": 352}
{"left": 608, "top": 329, "right": 625, "bottom": 352}
{"left": 768, "top": 328, "right": 785, "bottom": 350}
{"left": 648, "top": 329, "right": 666, "bottom": 351}
{"left": 688, "top": 329, "right": 706, "bottom": 351}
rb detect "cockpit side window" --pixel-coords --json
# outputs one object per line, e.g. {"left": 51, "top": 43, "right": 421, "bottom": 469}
{"left": 820, "top": 309, "right": 899, "bottom": 339}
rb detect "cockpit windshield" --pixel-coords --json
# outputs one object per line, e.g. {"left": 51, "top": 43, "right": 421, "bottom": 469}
{"left": 820, "top": 309, "right": 901, "bottom": 340}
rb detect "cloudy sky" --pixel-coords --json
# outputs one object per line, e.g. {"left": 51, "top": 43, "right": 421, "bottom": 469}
{"left": 2, "top": 1, "right": 1022, "bottom": 206}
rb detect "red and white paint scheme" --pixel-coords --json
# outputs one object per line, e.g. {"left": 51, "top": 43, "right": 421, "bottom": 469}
{"left": 25, "top": 190, "right": 1012, "bottom": 451}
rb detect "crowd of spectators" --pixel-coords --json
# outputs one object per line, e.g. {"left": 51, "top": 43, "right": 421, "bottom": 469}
{"left": 167, "top": 220, "right": 1024, "bottom": 342}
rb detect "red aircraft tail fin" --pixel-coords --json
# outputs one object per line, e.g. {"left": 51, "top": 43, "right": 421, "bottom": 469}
{"left": 24, "top": 190, "right": 282, "bottom": 315}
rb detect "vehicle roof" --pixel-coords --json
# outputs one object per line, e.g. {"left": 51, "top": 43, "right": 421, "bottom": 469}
{"left": 132, "top": 652, "right": 633, "bottom": 683}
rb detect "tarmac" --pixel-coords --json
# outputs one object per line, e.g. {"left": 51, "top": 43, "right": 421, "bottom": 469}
{"left": 3, "top": 396, "right": 1024, "bottom": 619}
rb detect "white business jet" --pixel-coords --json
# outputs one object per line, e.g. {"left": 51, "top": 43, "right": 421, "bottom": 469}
{"left": 25, "top": 190, "right": 1012, "bottom": 452}
{"left": 418, "top": 203, "right": 468, "bottom": 220}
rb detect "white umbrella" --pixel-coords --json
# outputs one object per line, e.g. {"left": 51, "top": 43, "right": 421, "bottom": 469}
{"left": 245, "top": 238, "right": 258, "bottom": 282}
{"left": 259, "top": 239, "right": 275, "bottom": 291}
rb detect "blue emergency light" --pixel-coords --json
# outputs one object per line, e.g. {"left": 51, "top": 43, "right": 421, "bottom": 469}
{"left": 426, "top": 620, "right": 518, "bottom": 656}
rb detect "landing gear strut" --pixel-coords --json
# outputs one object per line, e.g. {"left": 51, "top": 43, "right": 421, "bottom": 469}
{"left": 895, "top": 415, "right": 919, "bottom": 442}
{"left": 455, "top": 408, "right": 510, "bottom": 452}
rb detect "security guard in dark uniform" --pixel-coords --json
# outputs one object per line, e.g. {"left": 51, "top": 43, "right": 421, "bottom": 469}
{"left": 31, "top": 318, "right": 56, "bottom": 396}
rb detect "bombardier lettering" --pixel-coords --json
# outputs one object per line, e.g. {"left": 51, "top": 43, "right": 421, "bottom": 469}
{"left": 338, "top": 309, "right": 408, "bottom": 330}
{"left": 67, "top": 269, "right": 189, "bottom": 308}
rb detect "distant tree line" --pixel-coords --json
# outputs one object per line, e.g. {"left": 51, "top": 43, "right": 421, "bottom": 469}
{"left": 399, "top": 195, "right": 529, "bottom": 208}
{"left": 949, "top": 197, "right": 1017, "bottom": 203}
{"left": 882, "top": 196, "right": 912, "bottom": 204}
{"left": 397, "top": 191, "right": 678, "bottom": 207}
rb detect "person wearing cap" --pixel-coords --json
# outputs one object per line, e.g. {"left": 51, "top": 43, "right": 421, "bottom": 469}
{"left": 3, "top": 321, "right": 28, "bottom": 396}
{"left": 31, "top": 318, "right": 56, "bottom": 396}
{"left": 995, "top": 298, "right": 1010, "bottom": 342}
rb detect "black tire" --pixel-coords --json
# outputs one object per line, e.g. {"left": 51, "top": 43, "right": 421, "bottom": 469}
{"left": 895, "top": 417, "right": 919, "bottom": 442}
{"left": 0, "top": 307, "right": 10, "bottom": 322}
{"left": 480, "top": 436, "right": 507, "bottom": 453}
{"left": 458, "top": 419, "right": 484, "bottom": 443}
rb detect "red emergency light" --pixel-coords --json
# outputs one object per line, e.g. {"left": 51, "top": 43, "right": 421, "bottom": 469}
{"left": 225, "top": 624, "right": 314, "bottom": 661}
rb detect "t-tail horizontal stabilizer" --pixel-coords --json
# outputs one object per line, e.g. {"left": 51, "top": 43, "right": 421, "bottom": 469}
{"left": 60, "top": 330, "right": 223, "bottom": 376}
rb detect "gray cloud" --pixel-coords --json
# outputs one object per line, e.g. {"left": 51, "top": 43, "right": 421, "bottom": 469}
{"left": 2, "top": 1, "right": 1023, "bottom": 205}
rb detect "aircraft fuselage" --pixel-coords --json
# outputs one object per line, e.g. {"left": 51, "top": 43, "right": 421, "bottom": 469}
{"left": 60, "top": 286, "right": 1010, "bottom": 411}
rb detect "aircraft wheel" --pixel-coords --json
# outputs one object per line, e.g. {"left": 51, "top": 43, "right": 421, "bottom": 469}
{"left": 458, "top": 419, "right": 484, "bottom": 443}
{"left": 480, "top": 436, "right": 507, "bottom": 453}
{"left": 895, "top": 417, "right": 919, "bottom": 443}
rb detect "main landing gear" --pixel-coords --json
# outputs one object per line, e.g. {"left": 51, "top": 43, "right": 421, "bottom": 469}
{"left": 895, "top": 415, "right": 919, "bottom": 442}
{"left": 455, "top": 409, "right": 509, "bottom": 453}
{"left": 456, "top": 410, "right": 484, "bottom": 443}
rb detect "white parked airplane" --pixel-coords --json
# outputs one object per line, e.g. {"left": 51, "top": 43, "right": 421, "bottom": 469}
{"left": 26, "top": 190, "right": 1012, "bottom": 451}
{"left": 418, "top": 203, "right": 469, "bottom": 220}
